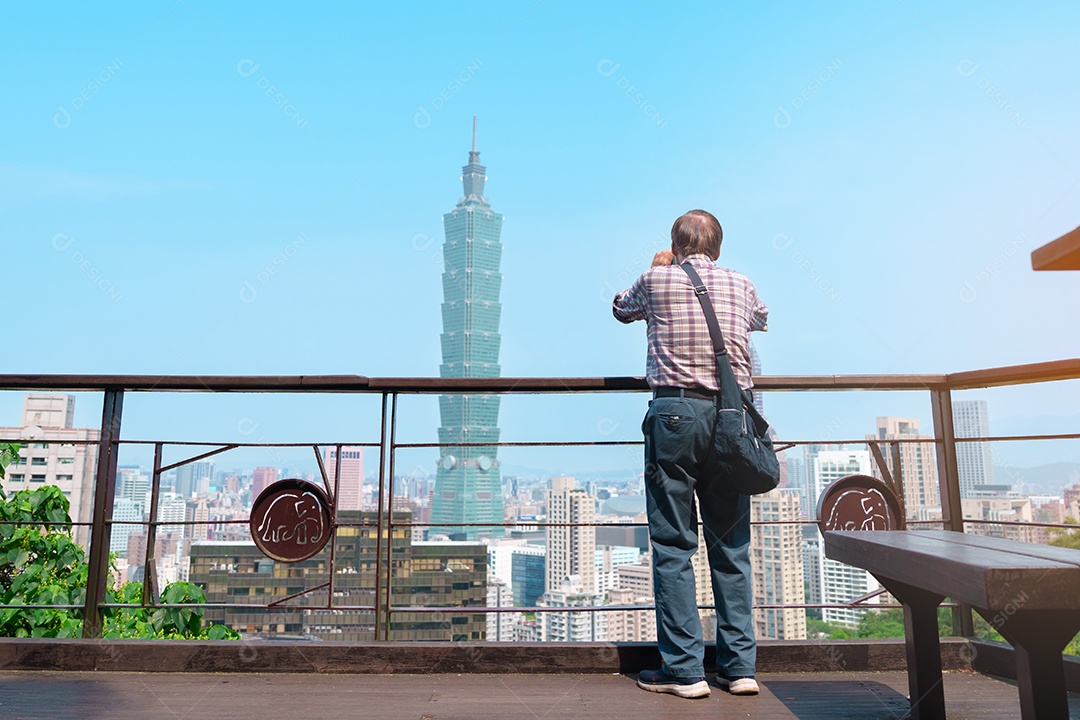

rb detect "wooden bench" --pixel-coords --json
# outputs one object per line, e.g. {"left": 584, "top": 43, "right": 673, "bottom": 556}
{"left": 825, "top": 529, "right": 1080, "bottom": 720}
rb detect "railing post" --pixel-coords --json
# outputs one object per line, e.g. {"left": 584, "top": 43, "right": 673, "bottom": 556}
{"left": 326, "top": 443, "right": 342, "bottom": 612}
{"left": 373, "top": 392, "right": 389, "bottom": 642}
{"left": 930, "top": 388, "right": 975, "bottom": 636}
{"left": 930, "top": 389, "right": 964, "bottom": 533}
{"left": 82, "top": 389, "right": 124, "bottom": 638}
{"left": 383, "top": 392, "right": 399, "bottom": 641}
{"left": 141, "top": 442, "right": 164, "bottom": 607}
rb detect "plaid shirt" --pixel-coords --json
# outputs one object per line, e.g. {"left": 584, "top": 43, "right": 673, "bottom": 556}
{"left": 613, "top": 254, "right": 768, "bottom": 391}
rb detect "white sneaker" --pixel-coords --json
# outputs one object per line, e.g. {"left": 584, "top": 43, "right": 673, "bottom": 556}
{"left": 637, "top": 669, "right": 711, "bottom": 698}
{"left": 717, "top": 676, "right": 759, "bottom": 695}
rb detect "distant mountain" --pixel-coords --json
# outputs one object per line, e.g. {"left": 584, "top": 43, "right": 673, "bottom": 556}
{"left": 989, "top": 413, "right": 1080, "bottom": 468}
{"left": 992, "top": 462, "right": 1080, "bottom": 496}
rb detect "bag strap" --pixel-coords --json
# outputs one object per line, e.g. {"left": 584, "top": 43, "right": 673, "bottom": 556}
{"left": 679, "top": 262, "right": 728, "bottom": 359}
{"left": 678, "top": 262, "right": 770, "bottom": 435}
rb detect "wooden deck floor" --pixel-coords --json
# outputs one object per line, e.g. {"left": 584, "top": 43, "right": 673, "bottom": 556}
{"left": 0, "top": 669, "right": 1077, "bottom": 720}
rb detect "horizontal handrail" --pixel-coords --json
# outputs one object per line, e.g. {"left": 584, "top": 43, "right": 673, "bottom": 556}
{"left": 0, "top": 357, "right": 1075, "bottom": 394}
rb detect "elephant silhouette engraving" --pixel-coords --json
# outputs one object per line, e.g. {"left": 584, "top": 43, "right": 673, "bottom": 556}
{"left": 826, "top": 488, "right": 891, "bottom": 531}
{"left": 257, "top": 491, "right": 325, "bottom": 546}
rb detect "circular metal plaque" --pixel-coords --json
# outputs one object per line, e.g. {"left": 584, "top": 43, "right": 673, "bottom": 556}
{"left": 250, "top": 478, "right": 333, "bottom": 562}
{"left": 816, "top": 474, "right": 904, "bottom": 535}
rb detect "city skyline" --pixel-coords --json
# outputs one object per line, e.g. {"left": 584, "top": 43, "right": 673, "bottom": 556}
{"left": 5, "top": 390, "right": 1080, "bottom": 643}
{"left": 2, "top": 3, "right": 1077, "bottom": 476}
{"left": 2, "top": 389, "right": 1077, "bottom": 499}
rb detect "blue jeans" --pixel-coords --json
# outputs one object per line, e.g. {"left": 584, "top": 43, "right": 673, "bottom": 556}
{"left": 642, "top": 395, "right": 755, "bottom": 679}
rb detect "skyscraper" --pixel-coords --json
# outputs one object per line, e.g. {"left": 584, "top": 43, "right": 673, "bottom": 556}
{"left": 175, "top": 460, "right": 214, "bottom": 499}
{"left": 430, "top": 118, "right": 506, "bottom": 540}
{"left": 868, "top": 417, "right": 939, "bottom": 516}
{"left": 952, "top": 400, "right": 995, "bottom": 498}
{"left": 117, "top": 466, "right": 150, "bottom": 505}
{"left": 323, "top": 446, "right": 365, "bottom": 510}
{"left": 751, "top": 488, "right": 807, "bottom": 639}
{"left": 749, "top": 341, "right": 764, "bottom": 416}
{"left": 252, "top": 466, "right": 278, "bottom": 499}
{"left": 544, "top": 476, "right": 596, "bottom": 595}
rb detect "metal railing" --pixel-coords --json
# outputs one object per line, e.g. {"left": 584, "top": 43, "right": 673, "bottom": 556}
{"left": 0, "top": 357, "right": 1077, "bottom": 640}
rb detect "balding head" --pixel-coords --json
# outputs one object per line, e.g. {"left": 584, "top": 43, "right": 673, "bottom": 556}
{"left": 671, "top": 209, "right": 723, "bottom": 261}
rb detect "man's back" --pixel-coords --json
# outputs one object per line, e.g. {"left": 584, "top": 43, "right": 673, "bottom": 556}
{"left": 612, "top": 253, "right": 767, "bottom": 391}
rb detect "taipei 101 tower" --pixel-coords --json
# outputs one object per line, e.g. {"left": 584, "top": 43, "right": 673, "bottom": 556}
{"left": 429, "top": 118, "right": 505, "bottom": 540}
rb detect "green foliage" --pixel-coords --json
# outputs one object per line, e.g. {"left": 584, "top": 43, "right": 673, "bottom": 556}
{"left": 806, "top": 606, "right": 955, "bottom": 641}
{"left": 975, "top": 610, "right": 1080, "bottom": 657}
{"left": 0, "top": 443, "right": 19, "bottom": 482}
{"left": 805, "top": 615, "right": 831, "bottom": 638}
{"left": 0, "top": 485, "right": 85, "bottom": 637}
{"left": 0, "top": 479, "right": 238, "bottom": 641}
{"left": 856, "top": 608, "right": 905, "bottom": 638}
{"left": 1048, "top": 517, "right": 1080, "bottom": 550}
{"left": 101, "top": 580, "right": 239, "bottom": 640}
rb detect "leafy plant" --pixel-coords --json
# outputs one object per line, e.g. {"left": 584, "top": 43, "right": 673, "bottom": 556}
{"left": 0, "top": 471, "right": 238, "bottom": 641}
{"left": 0, "top": 443, "right": 19, "bottom": 482}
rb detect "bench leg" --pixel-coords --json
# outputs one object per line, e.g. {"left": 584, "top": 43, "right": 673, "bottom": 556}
{"left": 983, "top": 609, "right": 1080, "bottom": 720}
{"left": 877, "top": 577, "right": 947, "bottom": 720}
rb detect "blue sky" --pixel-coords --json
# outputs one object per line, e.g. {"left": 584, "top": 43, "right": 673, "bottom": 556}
{"left": 2, "top": 2, "right": 1078, "bottom": 475}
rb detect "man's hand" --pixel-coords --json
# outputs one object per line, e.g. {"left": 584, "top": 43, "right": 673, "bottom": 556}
{"left": 651, "top": 250, "right": 675, "bottom": 267}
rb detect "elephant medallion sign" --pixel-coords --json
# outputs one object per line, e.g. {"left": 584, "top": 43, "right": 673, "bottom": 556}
{"left": 815, "top": 474, "right": 905, "bottom": 534}
{"left": 250, "top": 478, "right": 333, "bottom": 562}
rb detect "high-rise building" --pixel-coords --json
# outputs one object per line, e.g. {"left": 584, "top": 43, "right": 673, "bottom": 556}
{"left": 430, "top": 119, "right": 506, "bottom": 541}
{"left": 117, "top": 466, "right": 149, "bottom": 505}
{"left": 544, "top": 476, "right": 596, "bottom": 595}
{"left": 189, "top": 510, "right": 487, "bottom": 641}
{"left": 537, "top": 575, "right": 606, "bottom": 642}
{"left": 751, "top": 489, "right": 806, "bottom": 639}
{"left": 252, "top": 466, "right": 278, "bottom": 499}
{"left": 156, "top": 491, "right": 187, "bottom": 535}
{"left": 952, "top": 400, "right": 995, "bottom": 497}
{"left": 594, "top": 545, "right": 640, "bottom": 594}
{"left": 809, "top": 450, "right": 883, "bottom": 627}
{"left": 785, "top": 456, "right": 807, "bottom": 515}
{"left": 486, "top": 577, "right": 519, "bottom": 642}
{"left": 802, "top": 524, "right": 822, "bottom": 611}
{"left": 511, "top": 549, "right": 546, "bottom": 608}
{"left": 962, "top": 497, "right": 1041, "bottom": 543}
{"left": 323, "top": 446, "right": 364, "bottom": 510}
{"left": 111, "top": 497, "right": 143, "bottom": 558}
{"left": 604, "top": 587, "right": 656, "bottom": 642}
{"left": 808, "top": 449, "right": 872, "bottom": 518}
{"left": 749, "top": 341, "right": 764, "bottom": 416}
{"left": 176, "top": 460, "right": 214, "bottom": 499}
{"left": 616, "top": 561, "right": 653, "bottom": 596}
{"left": 0, "top": 394, "right": 99, "bottom": 547}
{"left": 187, "top": 497, "right": 210, "bottom": 543}
{"left": 868, "top": 417, "right": 940, "bottom": 516}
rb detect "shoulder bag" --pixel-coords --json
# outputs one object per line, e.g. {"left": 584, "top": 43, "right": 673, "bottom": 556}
{"left": 679, "top": 262, "right": 781, "bottom": 495}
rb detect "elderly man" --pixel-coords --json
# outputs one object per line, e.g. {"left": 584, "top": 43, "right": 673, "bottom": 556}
{"left": 613, "top": 209, "right": 769, "bottom": 699}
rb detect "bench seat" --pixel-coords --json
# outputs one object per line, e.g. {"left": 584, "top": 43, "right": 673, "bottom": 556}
{"left": 824, "top": 529, "right": 1080, "bottom": 720}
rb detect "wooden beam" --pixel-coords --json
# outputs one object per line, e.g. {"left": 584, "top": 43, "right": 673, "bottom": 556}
{"left": 946, "top": 358, "right": 1080, "bottom": 389}
{"left": 1032, "top": 225, "right": 1080, "bottom": 271}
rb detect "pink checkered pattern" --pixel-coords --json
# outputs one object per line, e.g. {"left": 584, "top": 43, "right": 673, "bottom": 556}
{"left": 613, "top": 254, "right": 768, "bottom": 391}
